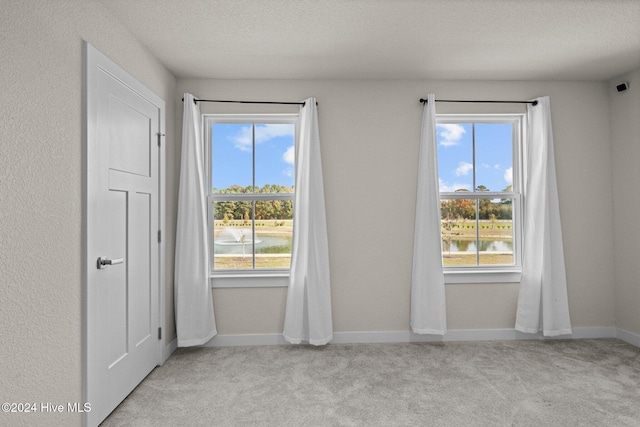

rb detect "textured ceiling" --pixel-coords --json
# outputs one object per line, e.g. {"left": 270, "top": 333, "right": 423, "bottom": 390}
{"left": 99, "top": 0, "right": 640, "bottom": 81}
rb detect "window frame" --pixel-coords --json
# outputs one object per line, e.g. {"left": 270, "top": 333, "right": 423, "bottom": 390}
{"left": 436, "top": 114, "right": 525, "bottom": 284}
{"left": 203, "top": 114, "right": 298, "bottom": 287}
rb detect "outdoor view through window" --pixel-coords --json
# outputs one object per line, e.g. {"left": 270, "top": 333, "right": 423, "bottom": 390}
{"left": 209, "top": 119, "right": 295, "bottom": 272}
{"left": 437, "top": 118, "right": 520, "bottom": 268}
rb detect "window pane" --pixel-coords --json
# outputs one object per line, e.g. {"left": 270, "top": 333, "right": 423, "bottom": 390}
{"left": 255, "top": 123, "right": 295, "bottom": 191}
{"left": 441, "top": 197, "right": 515, "bottom": 267}
{"left": 475, "top": 123, "right": 513, "bottom": 192}
{"left": 441, "top": 198, "right": 477, "bottom": 267}
{"left": 254, "top": 200, "right": 293, "bottom": 269}
{"left": 479, "top": 199, "right": 514, "bottom": 265}
{"left": 436, "top": 116, "right": 521, "bottom": 273}
{"left": 212, "top": 199, "right": 293, "bottom": 271}
{"left": 436, "top": 123, "right": 473, "bottom": 193}
{"left": 212, "top": 201, "right": 254, "bottom": 270}
{"left": 212, "top": 123, "right": 253, "bottom": 193}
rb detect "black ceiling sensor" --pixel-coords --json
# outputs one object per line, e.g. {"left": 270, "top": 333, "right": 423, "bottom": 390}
{"left": 616, "top": 82, "right": 629, "bottom": 92}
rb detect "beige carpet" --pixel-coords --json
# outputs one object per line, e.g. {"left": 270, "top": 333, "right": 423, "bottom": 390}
{"left": 102, "top": 339, "right": 640, "bottom": 426}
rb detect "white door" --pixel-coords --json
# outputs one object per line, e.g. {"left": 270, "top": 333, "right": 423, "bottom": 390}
{"left": 85, "top": 43, "right": 165, "bottom": 426}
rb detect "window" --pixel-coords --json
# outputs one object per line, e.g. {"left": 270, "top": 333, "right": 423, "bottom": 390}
{"left": 204, "top": 114, "right": 297, "bottom": 279}
{"left": 436, "top": 115, "right": 523, "bottom": 282}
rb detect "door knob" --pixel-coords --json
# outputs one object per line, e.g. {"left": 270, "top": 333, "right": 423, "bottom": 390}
{"left": 97, "top": 256, "right": 124, "bottom": 269}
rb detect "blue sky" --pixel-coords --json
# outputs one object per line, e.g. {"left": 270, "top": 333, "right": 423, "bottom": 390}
{"left": 211, "top": 121, "right": 512, "bottom": 193}
{"left": 212, "top": 123, "right": 295, "bottom": 190}
{"left": 436, "top": 122, "right": 513, "bottom": 193}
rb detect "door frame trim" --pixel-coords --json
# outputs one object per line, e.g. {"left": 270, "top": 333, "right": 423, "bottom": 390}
{"left": 83, "top": 41, "right": 166, "bottom": 427}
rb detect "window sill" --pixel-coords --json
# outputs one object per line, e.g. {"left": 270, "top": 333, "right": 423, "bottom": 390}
{"left": 444, "top": 269, "right": 521, "bottom": 284}
{"left": 210, "top": 273, "right": 290, "bottom": 288}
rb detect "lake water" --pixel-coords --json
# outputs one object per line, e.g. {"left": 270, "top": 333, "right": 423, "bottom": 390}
{"left": 444, "top": 239, "right": 513, "bottom": 253}
{"left": 214, "top": 236, "right": 290, "bottom": 254}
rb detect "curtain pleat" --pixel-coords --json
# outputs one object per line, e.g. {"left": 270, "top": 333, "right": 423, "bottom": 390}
{"left": 283, "top": 97, "right": 333, "bottom": 345}
{"left": 175, "top": 93, "right": 217, "bottom": 347}
{"left": 411, "top": 94, "right": 447, "bottom": 335}
{"left": 515, "top": 96, "right": 572, "bottom": 336}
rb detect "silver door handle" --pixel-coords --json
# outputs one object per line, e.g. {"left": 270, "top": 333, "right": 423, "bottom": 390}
{"left": 97, "top": 256, "right": 124, "bottom": 269}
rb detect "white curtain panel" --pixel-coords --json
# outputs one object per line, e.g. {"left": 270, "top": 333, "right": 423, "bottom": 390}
{"left": 515, "top": 96, "right": 572, "bottom": 337}
{"left": 411, "top": 94, "right": 447, "bottom": 335}
{"left": 283, "top": 97, "right": 333, "bottom": 345}
{"left": 174, "top": 93, "right": 217, "bottom": 347}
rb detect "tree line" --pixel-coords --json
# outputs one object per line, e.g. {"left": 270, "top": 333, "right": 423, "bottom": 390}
{"left": 441, "top": 186, "right": 513, "bottom": 221}
{"left": 212, "top": 184, "right": 512, "bottom": 223}
{"left": 213, "top": 184, "right": 294, "bottom": 221}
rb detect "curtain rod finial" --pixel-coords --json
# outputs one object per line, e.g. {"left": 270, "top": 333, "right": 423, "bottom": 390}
{"left": 532, "top": 100, "right": 538, "bottom": 106}
{"left": 419, "top": 98, "right": 427, "bottom": 104}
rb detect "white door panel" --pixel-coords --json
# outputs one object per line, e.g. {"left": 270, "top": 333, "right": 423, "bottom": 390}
{"left": 104, "top": 189, "right": 128, "bottom": 368}
{"left": 129, "top": 191, "right": 152, "bottom": 346}
{"left": 108, "top": 96, "right": 152, "bottom": 177}
{"left": 85, "top": 43, "right": 165, "bottom": 427}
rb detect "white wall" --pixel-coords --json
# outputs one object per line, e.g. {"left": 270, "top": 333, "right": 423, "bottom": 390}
{"left": 610, "top": 68, "right": 640, "bottom": 336}
{"left": 0, "top": 1, "right": 177, "bottom": 426}
{"left": 177, "top": 78, "right": 616, "bottom": 336}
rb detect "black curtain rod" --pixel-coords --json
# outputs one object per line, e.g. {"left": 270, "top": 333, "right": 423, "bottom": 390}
{"left": 419, "top": 98, "right": 538, "bottom": 106}
{"left": 181, "top": 98, "right": 308, "bottom": 106}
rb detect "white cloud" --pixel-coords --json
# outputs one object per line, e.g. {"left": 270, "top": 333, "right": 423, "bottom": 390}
{"left": 455, "top": 161, "right": 473, "bottom": 176}
{"left": 230, "top": 124, "right": 295, "bottom": 152}
{"left": 437, "top": 124, "right": 466, "bottom": 147}
{"left": 255, "top": 124, "right": 295, "bottom": 144}
{"left": 283, "top": 145, "right": 295, "bottom": 165}
{"left": 231, "top": 125, "right": 253, "bottom": 152}
{"left": 439, "top": 179, "right": 453, "bottom": 192}
{"left": 504, "top": 167, "right": 513, "bottom": 185}
{"left": 439, "top": 178, "right": 471, "bottom": 193}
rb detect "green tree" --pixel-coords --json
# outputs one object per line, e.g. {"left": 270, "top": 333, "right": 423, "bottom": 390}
{"left": 441, "top": 207, "right": 461, "bottom": 256}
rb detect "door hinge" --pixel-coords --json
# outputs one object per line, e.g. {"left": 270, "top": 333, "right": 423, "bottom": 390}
{"left": 158, "top": 327, "right": 162, "bottom": 340}
{"left": 157, "top": 230, "right": 162, "bottom": 243}
{"left": 157, "top": 133, "right": 164, "bottom": 147}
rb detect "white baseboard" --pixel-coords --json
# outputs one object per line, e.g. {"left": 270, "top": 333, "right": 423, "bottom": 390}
{"left": 337, "top": 326, "right": 617, "bottom": 344}
{"left": 205, "top": 333, "right": 289, "bottom": 347}
{"left": 201, "top": 326, "right": 620, "bottom": 348}
{"left": 616, "top": 328, "right": 640, "bottom": 348}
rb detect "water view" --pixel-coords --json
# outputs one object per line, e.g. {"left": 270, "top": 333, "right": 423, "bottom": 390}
{"left": 212, "top": 224, "right": 293, "bottom": 270}
{"left": 443, "top": 239, "right": 513, "bottom": 253}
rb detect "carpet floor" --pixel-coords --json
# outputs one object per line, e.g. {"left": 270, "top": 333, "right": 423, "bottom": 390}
{"left": 102, "top": 339, "right": 640, "bottom": 426}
